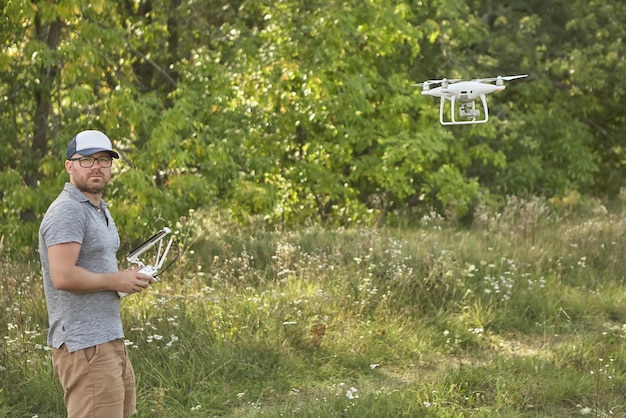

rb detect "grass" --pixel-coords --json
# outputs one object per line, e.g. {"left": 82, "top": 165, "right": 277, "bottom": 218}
{"left": 3, "top": 196, "right": 626, "bottom": 417}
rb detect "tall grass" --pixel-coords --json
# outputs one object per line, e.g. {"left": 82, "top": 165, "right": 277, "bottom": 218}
{"left": 3, "top": 196, "right": 626, "bottom": 417}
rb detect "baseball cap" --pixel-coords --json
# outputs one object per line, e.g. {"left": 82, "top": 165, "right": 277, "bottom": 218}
{"left": 66, "top": 130, "right": 120, "bottom": 159}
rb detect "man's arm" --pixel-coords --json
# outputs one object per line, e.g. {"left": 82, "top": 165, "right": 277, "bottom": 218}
{"left": 48, "top": 242, "right": 153, "bottom": 294}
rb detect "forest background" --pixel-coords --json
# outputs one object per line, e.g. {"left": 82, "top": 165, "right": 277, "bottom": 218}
{"left": 5, "top": 1, "right": 626, "bottom": 417}
{"left": 2, "top": 0, "right": 624, "bottom": 252}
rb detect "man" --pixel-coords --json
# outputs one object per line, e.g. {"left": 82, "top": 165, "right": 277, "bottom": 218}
{"left": 39, "top": 130, "right": 153, "bottom": 417}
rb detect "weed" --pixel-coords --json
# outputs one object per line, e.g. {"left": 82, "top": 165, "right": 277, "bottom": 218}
{"left": 3, "top": 199, "right": 626, "bottom": 416}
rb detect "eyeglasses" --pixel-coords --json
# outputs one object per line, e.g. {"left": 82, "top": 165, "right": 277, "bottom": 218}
{"left": 68, "top": 157, "right": 114, "bottom": 168}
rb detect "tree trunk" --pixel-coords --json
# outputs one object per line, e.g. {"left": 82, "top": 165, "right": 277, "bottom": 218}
{"left": 21, "top": 13, "right": 63, "bottom": 222}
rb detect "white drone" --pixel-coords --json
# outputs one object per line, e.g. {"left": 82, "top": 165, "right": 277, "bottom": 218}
{"left": 414, "top": 75, "right": 528, "bottom": 125}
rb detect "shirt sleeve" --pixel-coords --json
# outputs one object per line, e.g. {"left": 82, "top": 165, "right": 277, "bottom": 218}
{"left": 40, "top": 200, "right": 88, "bottom": 247}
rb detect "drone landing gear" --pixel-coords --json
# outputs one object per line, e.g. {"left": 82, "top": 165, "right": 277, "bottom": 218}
{"left": 439, "top": 94, "right": 489, "bottom": 125}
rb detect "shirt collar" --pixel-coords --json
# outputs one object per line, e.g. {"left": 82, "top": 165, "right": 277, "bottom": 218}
{"left": 62, "top": 182, "right": 109, "bottom": 208}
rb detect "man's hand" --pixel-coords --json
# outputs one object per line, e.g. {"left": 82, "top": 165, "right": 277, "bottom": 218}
{"left": 115, "top": 267, "right": 155, "bottom": 294}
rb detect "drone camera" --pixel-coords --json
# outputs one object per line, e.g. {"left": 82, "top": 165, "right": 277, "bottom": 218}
{"left": 460, "top": 104, "right": 480, "bottom": 119}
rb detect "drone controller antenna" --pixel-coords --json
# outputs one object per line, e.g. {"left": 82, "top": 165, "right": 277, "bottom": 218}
{"left": 156, "top": 237, "right": 165, "bottom": 266}
{"left": 156, "top": 237, "right": 174, "bottom": 270}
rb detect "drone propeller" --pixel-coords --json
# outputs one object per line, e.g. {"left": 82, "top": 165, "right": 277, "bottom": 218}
{"left": 412, "top": 78, "right": 462, "bottom": 87}
{"left": 475, "top": 74, "right": 528, "bottom": 83}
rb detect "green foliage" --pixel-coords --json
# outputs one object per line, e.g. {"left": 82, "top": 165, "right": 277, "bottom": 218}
{"left": 2, "top": 0, "right": 626, "bottom": 253}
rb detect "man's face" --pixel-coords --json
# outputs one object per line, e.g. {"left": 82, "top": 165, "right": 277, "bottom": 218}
{"left": 65, "top": 151, "right": 113, "bottom": 195}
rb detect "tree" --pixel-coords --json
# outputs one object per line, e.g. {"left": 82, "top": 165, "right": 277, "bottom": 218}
{"left": 1, "top": 0, "right": 623, "bottom": 255}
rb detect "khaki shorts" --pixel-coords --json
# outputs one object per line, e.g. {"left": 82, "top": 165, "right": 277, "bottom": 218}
{"left": 52, "top": 339, "right": 137, "bottom": 418}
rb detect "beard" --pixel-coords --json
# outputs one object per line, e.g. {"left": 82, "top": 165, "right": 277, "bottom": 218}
{"left": 76, "top": 183, "right": 105, "bottom": 195}
{"left": 73, "top": 171, "right": 109, "bottom": 195}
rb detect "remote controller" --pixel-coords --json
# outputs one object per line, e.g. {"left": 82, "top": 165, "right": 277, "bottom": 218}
{"left": 138, "top": 264, "right": 159, "bottom": 279}
{"left": 118, "top": 227, "right": 173, "bottom": 298}
{"left": 117, "top": 265, "right": 161, "bottom": 298}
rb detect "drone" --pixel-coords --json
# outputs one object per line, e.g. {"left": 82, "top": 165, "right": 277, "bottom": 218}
{"left": 413, "top": 75, "right": 528, "bottom": 125}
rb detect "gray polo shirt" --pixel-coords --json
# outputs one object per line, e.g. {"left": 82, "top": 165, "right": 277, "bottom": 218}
{"left": 39, "top": 182, "right": 123, "bottom": 352}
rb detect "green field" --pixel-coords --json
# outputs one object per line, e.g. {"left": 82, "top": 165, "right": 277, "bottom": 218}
{"left": 3, "top": 197, "right": 626, "bottom": 417}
